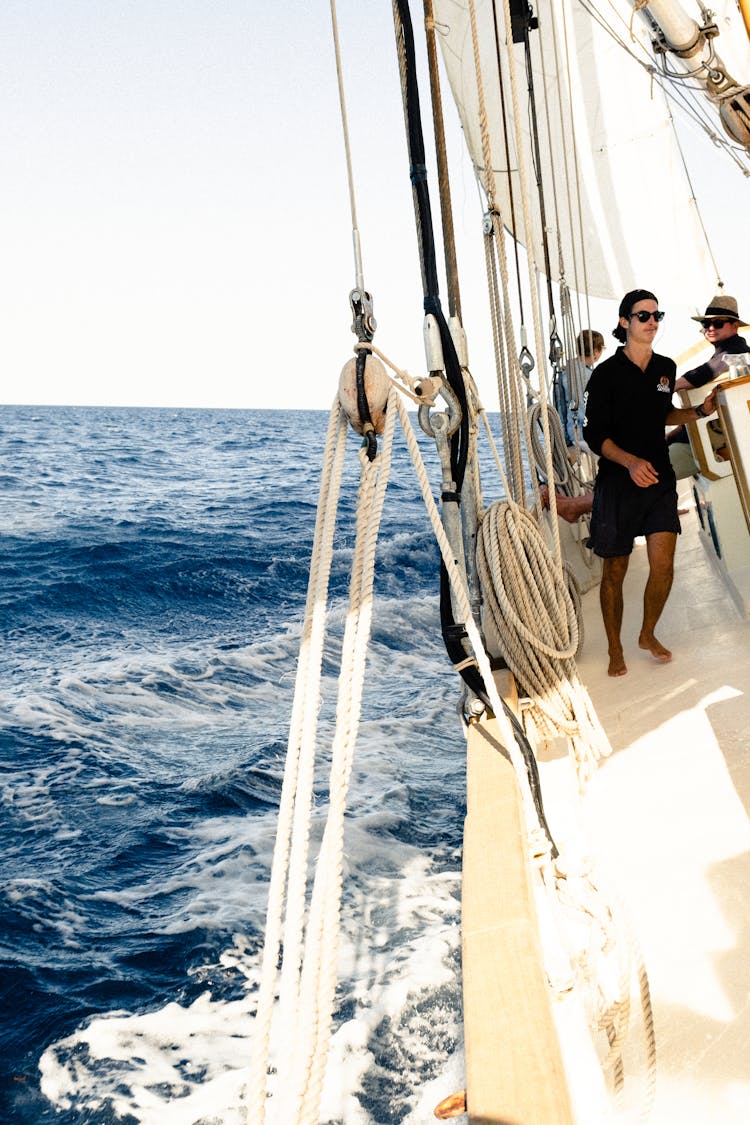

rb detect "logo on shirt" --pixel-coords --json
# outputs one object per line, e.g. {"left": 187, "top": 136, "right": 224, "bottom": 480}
{"left": 657, "top": 377, "right": 671, "bottom": 393}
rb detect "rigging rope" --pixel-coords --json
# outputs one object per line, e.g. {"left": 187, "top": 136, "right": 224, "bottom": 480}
{"left": 246, "top": 403, "right": 350, "bottom": 1123}
{"left": 248, "top": 385, "right": 561, "bottom": 1122}
{"left": 251, "top": 4, "right": 659, "bottom": 1117}
{"left": 666, "top": 98, "right": 724, "bottom": 286}
{"left": 520, "top": 5, "right": 558, "bottom": 321}
{"left": 248, "top": 398, "right": 400, "bottom": 1123}
{"left": 490, "top": 0, "right": 527, "bottom": 322}
{"left": 527, "top": 399, "right": 579, "bottom": 494}
{"left": 469, "top": 3, "right": 534, "bottom": 505}
{"left": 551, "top": 0, "right": 594, "bottom": 326}
{"left": 287, "top": 406, "right": 396, "bottom": 1121}
{"left": 466, "top": 0, "right": 565, "bottom": 546}
{"left": 424, "top": 0, "right": 463, "bottom": 321}
{"left": 580, "top": 0, "right": 750, "bottom": 173}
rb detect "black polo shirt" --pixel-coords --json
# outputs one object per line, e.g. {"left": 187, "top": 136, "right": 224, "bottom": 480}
{"left": 583, "top": 347, "right": 676, "bottom": 481}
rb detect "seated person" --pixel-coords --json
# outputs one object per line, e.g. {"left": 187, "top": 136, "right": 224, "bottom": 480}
{"left": 674, "top": 294, "right": 748, "bottom": 393}
{"left": 671, "top": 294, "right": 748, "bottom": 469}
{"left": 554, "top": 329, "right": 604, "bottom": 447}
{"left": 539, "top": 484, "right": 593, "bottom": 523}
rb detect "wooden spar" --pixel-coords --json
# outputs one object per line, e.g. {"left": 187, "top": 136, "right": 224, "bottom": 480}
{"left": 741, "top": 0, "right": 750, "bottom": 40}
{"left": 462, "top": 671, "right": 575, "bottom": 1125}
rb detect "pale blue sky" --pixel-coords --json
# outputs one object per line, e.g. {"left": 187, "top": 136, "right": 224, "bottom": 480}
{"left": 1, "top": 2, "right": 746, "bottom": 408}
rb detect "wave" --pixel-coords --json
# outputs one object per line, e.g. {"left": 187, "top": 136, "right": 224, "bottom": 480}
{"left": 0, "top": 406, "right": 470, "bottom": 1123}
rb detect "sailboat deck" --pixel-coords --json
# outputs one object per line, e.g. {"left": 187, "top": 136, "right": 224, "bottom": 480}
{"left": 545, "top": 490, "right": 750, "bottom": 1122}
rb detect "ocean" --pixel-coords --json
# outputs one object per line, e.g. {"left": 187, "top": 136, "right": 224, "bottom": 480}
{"left": 1, "top": 405, "right": 474, "bottom": 1124}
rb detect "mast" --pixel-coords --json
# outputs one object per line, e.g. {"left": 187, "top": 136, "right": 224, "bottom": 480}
{"left": 635, "top": 0, "right": 750, "bottom": 148}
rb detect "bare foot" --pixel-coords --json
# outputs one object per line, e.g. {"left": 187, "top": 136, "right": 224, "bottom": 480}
{"left": 608, "top": 648, "right": 627, "bottom": 677}
{"left": 434, "top": 1090, "right": 467, "bottom": 1119}
{"left": 638, "top": 634, "right": 672, "bottom": 663}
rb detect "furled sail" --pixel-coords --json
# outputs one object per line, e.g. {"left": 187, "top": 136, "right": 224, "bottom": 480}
{"left": 434, "top": 0, "right": 750, "bottom": 302}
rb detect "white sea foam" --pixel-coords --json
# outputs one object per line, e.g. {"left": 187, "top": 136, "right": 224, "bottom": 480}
{"left": 5, "top": 405, "right": 470, "bottom": 1123}
{"left": 41, "top": 856, "right": 463, "bottom": 1123}
{"left": 39, "top": 745, "right": 465, "bottom": 1122}
{"left": 5, "top": 878, "right": 88, "bottom": 950}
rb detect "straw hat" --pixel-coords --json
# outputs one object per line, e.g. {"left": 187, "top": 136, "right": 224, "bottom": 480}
{"left": 691, "top": 294, "right": 743, "bottom": 322}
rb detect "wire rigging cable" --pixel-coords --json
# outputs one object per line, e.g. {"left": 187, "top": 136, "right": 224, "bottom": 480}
{"left": 329, "top": 0, "right": 365, "bottom": 290}
{"left": 579, "top": 0, "right": 750, "bottom": 172}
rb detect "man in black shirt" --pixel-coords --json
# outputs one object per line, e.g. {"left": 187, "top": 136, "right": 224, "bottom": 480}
{"left": 583, "top": 290, "right": 717, "bottom": 677}
{"left": 667, "top": 294, "right": 748, "bottom": 462}
{"left": 675, "top": 294, "right": 748, "bottom": 392}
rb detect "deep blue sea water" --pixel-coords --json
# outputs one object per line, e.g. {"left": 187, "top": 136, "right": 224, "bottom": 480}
{"left": 0, "top": 406, "right": 474, "bottom": 1123}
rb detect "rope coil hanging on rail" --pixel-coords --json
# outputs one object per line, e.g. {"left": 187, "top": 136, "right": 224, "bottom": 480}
{"left": 476, "top": 498, "right": 611, "bottom": 786}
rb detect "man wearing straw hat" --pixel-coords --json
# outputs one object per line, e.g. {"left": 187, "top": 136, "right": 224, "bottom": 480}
{"left": 674, "top": 294, "right": 749, "bottom": 392}
{"left": 669, "top": 294, "right": 749, "bottom": 467}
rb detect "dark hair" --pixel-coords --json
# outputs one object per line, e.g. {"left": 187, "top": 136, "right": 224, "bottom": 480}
{"left": 612, "top": 288, "right": 658, "bottom": 343}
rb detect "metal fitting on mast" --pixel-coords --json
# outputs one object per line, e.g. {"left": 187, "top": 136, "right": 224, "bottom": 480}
{"left": 344, "top": 287, "right": 380, "bottom": 460}
{"left": 644, "top": 0, "right": 713, "bottom": 57}
{"left": 349, "top": 287, "right": 377, "bottom": 343}
{"left": 639, "top": 1, "right": 750, "bottom": 148}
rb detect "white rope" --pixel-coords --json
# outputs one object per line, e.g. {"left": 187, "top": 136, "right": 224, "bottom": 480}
{"left": 245, "top": 402, "right": 349, "bottom": 1121}
{"left": 543, "top": 0, "right": 591, "bottom": 329}
{"left": 247, "top": 395, "right": 398, "bottom": 1123}
{"left": 476, "top": 498, "right": 611, "bottom": 787}
{"left": 467, "top": 0, "right": 528, "bottom": 506}
{"left": 393, "top": 395, "right": 545, "bottom": 834}
{"left": 494, "top": 0, "right": 561, "bottom": 541}
{"left": 466, "top": 0, "right": 563, "bottom": 564}
{"left": 527, "top": 400, "right": 578, "bottom": 495}
{"left": 558, "top": 866, "right": 657, "bottom": 1119}
{"left": 352, "top": 339, "right": 437, "bottom": 405}
{"left": 290, "top": 402, "right": 397, "bottom": 1121}
{"left": 248, "top": 384, "right": 560, "bottom": 1122}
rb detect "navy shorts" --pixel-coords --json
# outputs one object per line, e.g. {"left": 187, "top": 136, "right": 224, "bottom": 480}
{"left": 587, "top": 474, "right": 680, "bottom": 558}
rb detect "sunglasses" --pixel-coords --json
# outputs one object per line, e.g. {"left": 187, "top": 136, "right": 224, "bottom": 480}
{"left": 701, "top": 318, "right": 734, "bottom": 329}
{"left": 628, "top": 310, "right": 665, "bottom": 323}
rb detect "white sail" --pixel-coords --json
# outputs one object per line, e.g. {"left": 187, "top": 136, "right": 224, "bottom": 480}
{"left": 434, "top": 0, "right": 750, "bottom": 302}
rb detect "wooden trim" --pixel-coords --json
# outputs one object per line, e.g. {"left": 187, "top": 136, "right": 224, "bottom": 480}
{"left": 684, "top": 418, "right": 722, "bottom": 479}
{"left": 679, "top": 383, "right": 729, "bottom": 481}
{"left": 739, "top": 0, "right": 750, "bottom": 42}
{"left": 462, "top": 712, "right": 575, "bottom": 1124}
{"left": 717, "top": 384, "right": 750, "bottom": 536}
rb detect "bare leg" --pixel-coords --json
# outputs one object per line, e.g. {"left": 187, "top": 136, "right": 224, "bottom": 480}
{"left": 600, "top": 555, "right": 630, "bottom": 676}
{"left": 540, "top": 485, "right": 594, "bottom": 523}
{"left": 639, "top": 531, "right": 677, "bottom": 662}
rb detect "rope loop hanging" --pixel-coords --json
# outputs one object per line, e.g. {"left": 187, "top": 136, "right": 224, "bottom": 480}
{"left": 476, "top": 497, "right": 612, "bottom": 786}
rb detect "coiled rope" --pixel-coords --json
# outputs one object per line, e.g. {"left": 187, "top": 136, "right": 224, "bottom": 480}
{"left": 476, "top": 498, "right": 610, "bottom": 786}
{"left": 527, "top": 399, "right": 579, "bottom": 495}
